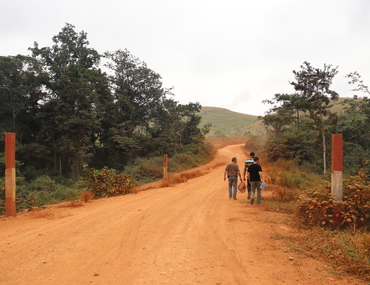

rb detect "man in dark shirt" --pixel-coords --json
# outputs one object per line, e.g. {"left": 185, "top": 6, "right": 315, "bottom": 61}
{"left": 224, "top": 157, "right": 243, "bottom": 200}
{"left": 247, "top": 157, "right": 265, "bottom": 205}
{"left": 243, "top": 152, "right": 255, "bottom": 199}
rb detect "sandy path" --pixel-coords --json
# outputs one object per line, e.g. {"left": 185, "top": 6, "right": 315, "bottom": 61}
{"left": 0, "top": 144, "right": 364, "bottom": 285}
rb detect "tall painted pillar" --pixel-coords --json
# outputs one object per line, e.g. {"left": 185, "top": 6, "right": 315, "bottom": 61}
{"left": 331, "top": 134, "right": 343, "bottom": 202}
{"left": 5, "top": 133, "right": 16, "bottom": 217}
{"left": 163, "top": 154, "right": 168, "bottom": 181}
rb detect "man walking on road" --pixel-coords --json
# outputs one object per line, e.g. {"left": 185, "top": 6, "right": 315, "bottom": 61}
{"left": 224, "top": 157, "right": 243, "bottom": 200}
{"left": 247, "top": 157, "right": 265, "bottom": 205}
{"left": 243, "top": 152, "right": 255, "bottom": 200}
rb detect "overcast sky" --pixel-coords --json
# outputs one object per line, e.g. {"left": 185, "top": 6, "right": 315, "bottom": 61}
{"left": 1, "top": 0, "right": 369, "bottom": 116}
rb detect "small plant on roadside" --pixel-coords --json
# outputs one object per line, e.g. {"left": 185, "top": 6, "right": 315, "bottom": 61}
{"left": 273, "top": 187, "right": 300, "bottom": 202}
{"left": 279, "top": 171, "right": 307, "bottom": 189}
{"left": 81, "top": 190, "right": 94, "bottom": 202}
{"left": 268, "top": 169, "right": 280, "bottom": 184}
{"left": 82, "top": 166, "right": 136, "bottom": 198}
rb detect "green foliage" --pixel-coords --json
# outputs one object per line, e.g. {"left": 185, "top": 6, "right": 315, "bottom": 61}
{"left": 50, "top": 187, "right": 69, "bottom": 201}
{"left": 82, "top": 166, "right": 136, "bottom": 198}
{"left": 264, "top": 132, "right": 316, "bottom": 164}
{"left": 29, "top": 23, "right": 109, "bottom": 177}
{"left": 127, "top": 157, "right": 163, "bottom": 181}
{"left": 346, "top": 71, "right": 370, "bottom": 95}
{"left": 244, "top": 135, "right": 266, "bottom": 154}
{"left": 15, "top": 189, "right": 47, "bottom": 213}
{"left": 291, "top": 61, "right": 339, "bottom": 106}
{"left": 0, "top": 23, "right": 208, "bottom": 179}
{"left": 0, "top": 174, "right": 85, "bottom": 215}
{"left": 261, "top": 62, "right": 340, "bottom": 174}
{"left": 28, "top": 175, "right": 56, "bottom": 192}
{"left": 342, "top": 142, "right": 370, "bottom": 175}
{"left": 170, "top": 153, "right": 197, "bottom": 171}
{"left": 278, "top": 171, "right": 307, "bottom": 189}
{"left": 261, "top": 93, "right": 306, "bottom": 135}
{"left": 338, "top": 97, "right": 370, "bottom": 150}
{"left": 0, "top": 177, "right": 47, "bottom": 214}
{"left": 123, "top": 141, "right": 212, "bottom": 184}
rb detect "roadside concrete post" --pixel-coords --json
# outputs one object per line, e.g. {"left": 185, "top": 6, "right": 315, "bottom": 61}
{"left": 163, "top": 154, "right": 168, "bottom": 181}
{"left": 5, "top": 133, "right": 16, "bottom": 217}
{"left": 331, "top": 134, "right": 343, "bottom": 202}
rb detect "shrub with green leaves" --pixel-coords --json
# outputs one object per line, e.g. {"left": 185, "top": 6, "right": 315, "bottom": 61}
{"left": 29, "top": 175, "right": 56, "bottom": 192}
{"left": 170, "top": 153, "right": 197, "bottom": 172}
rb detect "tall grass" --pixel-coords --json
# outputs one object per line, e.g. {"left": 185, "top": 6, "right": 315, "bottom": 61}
{"left": 289, "top": 227, "right": 370, "bottom": 279}
{"left": 125, "top": 148, "right": 213, "bottom": 185}
{"left": 0, "top": 175, "right": 84, "bottom": 216}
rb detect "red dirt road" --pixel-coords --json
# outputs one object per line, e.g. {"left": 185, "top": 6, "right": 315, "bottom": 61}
{"left": 0, "top": 144, "right": 365, "bottom": 284}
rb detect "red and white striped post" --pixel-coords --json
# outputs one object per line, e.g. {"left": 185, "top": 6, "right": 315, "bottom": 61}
{"left": 5, "top": 133, "right": 16, "bottom": 217}
{"left": 331, "top": 134, "right": 343, "bottom": 202}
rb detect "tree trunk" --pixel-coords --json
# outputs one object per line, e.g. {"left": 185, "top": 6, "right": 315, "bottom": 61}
{"left": 59, "top": 155, "right": 62, "bottom": 176}
{"left": 296, "top": 109, "right": 300, "bottom": 131}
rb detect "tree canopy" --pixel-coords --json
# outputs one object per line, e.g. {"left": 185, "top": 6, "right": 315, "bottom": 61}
{"left": 0, "top": 23, "right": 207, "bottom": 179}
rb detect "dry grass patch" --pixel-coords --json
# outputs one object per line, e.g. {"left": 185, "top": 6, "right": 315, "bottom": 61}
{"left": 57, "top": 201, "right": 84, "bottom": 208}
{"left": 28, "top": 208, "right": 55, "bottom": 219}
{"left": 286, "top": 227, "right": 370, "bottom": 280}
{"left": 81, "top": 190, "right": 94, "bottom": 202}
{"left": 273, "top": 186, "right": 300, "bottom": 202}
{"left": 158, "top": 169, "right": 210, "bottom": 188}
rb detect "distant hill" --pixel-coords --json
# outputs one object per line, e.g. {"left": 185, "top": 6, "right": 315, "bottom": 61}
{"left": 200, "top": 98, "right": 353, "bottom": 138}
{"left": 199, "top": 107, "right": 261, "bottom": 137}
{"left": 327, "top": 97, "right": 352, "bottom": 115}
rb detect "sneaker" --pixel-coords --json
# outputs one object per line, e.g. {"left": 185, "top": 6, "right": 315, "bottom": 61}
{"left": 233, "top": 198, "right": 237, "bottom": 200}
{"left": 247, "top": 192, "right": 251, "bottom": 200}
{"left": 229, "top": 196, "right": 232, "bottom": 199}
{"left": 250, "top": 198, "right": 255, "bottom": 205}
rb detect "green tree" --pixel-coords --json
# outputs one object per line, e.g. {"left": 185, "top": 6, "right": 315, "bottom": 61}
{"left": 100, "top": 49, "right": 171, "bottom": 166}
{"left": 346, "top": 71, "right": 370, "bottom": 95}
{"left": 263, "top": 93, "right": 307, "bottom": 131}
{"left": 0, "top": 55, "right": 46, "bottom": 138}
{"left": 151, "top": 99, "right": 204, "bottom": 155}
{"left": 291, "top": 61, "right": 339, "bottom": 173}
{"left": 260, "top": 109, "right": 293, "bottom": 137}
{"left": 0, "top": 55, "right": 50, "bottom": 179}
{"left": 104, "top": 49, "right": 171, "bottom": 129}
{"left": 30, "top": 23, "right": 111, "bottom": 176}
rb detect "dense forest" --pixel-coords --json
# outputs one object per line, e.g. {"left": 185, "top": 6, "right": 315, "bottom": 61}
{"left": 0, "top": 23, "right": 211, "bottom": 181}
